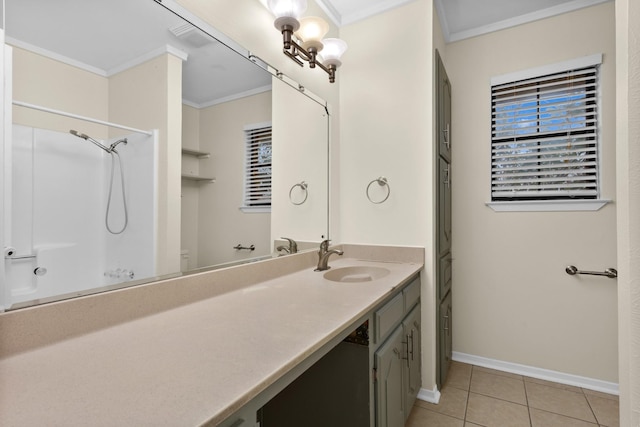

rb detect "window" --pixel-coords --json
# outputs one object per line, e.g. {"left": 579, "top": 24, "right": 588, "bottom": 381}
{"left": 490, "top": 55, "right": 603, "bottom": 208}
{"left": 243, "top": 123, "right": 272, "bottom": 210}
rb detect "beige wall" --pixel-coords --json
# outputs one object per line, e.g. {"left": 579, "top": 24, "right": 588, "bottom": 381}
{"left": 109, "top": 53, "right": 184, "bottom": 275}
{"left": 181, "top": 104, "right": 200, "bottom": 270}
{"left": 11, "top": 47, "right": 108, "bottom": 138}
{"left": 446, "top": 3, "right": 618, "bottom": 382}
{"left": 196, "top": 91, "right": 272, "bottom": 266}
{"left": 340, "top": 0, "right": 437, "bottom": 390}
{"left": 271, "top": 77, "right": 329, "bottom": 245}
{"left": 615, "top": 0, "right": 640, "bottom": 423}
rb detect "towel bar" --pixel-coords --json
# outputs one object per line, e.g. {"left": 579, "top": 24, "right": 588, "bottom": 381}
{"left": 565, "top": 265, "right": 617, "bottom": 279}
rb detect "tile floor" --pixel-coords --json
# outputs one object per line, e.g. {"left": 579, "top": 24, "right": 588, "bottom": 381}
{"left": 406, "top": 361, "right": 619, "bottom": 427}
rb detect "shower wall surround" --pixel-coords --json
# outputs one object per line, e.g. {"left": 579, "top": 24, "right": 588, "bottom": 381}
{"left": 6, "top": 125, "right": 157, "bottom": 306}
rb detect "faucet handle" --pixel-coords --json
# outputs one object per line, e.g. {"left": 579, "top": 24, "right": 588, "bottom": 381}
{"left": 281, "top": 237, "right": 298, "bottom": 253}
{"left": 319, "top": 239, "right": 331, "bottom": 251}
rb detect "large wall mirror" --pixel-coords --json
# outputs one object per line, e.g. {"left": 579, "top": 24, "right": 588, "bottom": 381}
{"left": 2, "top": 0, "right": 329, "bottom": 310}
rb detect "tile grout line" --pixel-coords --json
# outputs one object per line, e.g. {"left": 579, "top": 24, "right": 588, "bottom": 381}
{"left": 581, "top": 386, "right": 602, "bottom": 426}
{"left": 464, "top": 365, "right": 475, "bottom": 424}
{"left": 523, "top": 375, "right": 533, "bottom": 427}
{"left": 463, "top": 365, "right": 473, "bottom": 423}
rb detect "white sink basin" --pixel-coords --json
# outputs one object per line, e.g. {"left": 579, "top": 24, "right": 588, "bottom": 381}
{"left": 323, "top": 266, "right": 391, "bottom": 283}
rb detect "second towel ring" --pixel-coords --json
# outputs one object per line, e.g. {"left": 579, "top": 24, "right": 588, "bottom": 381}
{"left": 289, "top": 181, "right": 308, "bottom": 205}
{"left": 367, "top": 176, "right": 391, "bottom": 204}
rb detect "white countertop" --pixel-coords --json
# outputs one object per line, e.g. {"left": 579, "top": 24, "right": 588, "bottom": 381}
{"left": 0, "top": 257, "right": 422, "bottom": 426}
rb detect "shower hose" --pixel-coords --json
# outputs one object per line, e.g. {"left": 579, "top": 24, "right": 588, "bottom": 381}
{"left": 105, "top": 151, "right": 128, "bottom": 234}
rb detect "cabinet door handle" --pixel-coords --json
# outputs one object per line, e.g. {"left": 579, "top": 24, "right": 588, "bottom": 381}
{"left": 444, "top": 164, "right": 451, "bottom": 188}
{"left": 443, "top": 123, "right": 450, "bottom": 150}
{"left": 409, "top": 329, "right": 415, "bottom": 361}
{"left": 443, "top": 313, "right": 449, "bottom": 332}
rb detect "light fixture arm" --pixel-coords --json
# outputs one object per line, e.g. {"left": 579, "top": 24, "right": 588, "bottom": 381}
{"left": 280, "top": 24, "right": 295, "bottom": 50}
{"left": 280, "top": 34, "right": 336, "bottom": 83}
{"left": 268, "top": 2, "right": 344, "bottom": 84}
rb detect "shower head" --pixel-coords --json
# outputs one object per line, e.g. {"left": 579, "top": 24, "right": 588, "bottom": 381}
{"left": 69, "top": 129, "right": 111, "bottom": 153}
{"left": 70, "top": 129, "right": 87, "bottom": 139}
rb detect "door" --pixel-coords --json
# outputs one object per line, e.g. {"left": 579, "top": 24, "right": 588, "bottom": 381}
{"left": 436, "top": 49, "right": 453, "bottom": 388}
{"left": 439, "top": 291, "right": 452, "bottom": 386}
{"left": 403, "top": 304, "right": 421, "bottom": 420}
{"left": 375, "top": 326, "right": 405, "bottom": 427}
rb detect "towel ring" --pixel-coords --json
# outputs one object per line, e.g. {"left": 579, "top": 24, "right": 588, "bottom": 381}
{"left": 366, "top": 176, "right": 391, "bottom": 204}
{"left": 289, "top": 181, "right": 308, "bottom": 205}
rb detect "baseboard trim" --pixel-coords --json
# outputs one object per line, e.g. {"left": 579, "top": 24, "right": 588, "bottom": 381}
{"left": 452, "top": 352, "right": 619, "bottom": 395}
{"left": 417, "top": 386, "right": 441, "bottom": 404}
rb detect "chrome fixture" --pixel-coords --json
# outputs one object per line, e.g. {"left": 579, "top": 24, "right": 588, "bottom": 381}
{"left": 277, "top": 237, "right": 298, "bottom": 254}
{"left": 565, "top": 265, "right": 618, "bottom": 279}
{"left": 267, "top": 0, "right": 347, "bottom": 83}
{"left": 233, "top": 244, "right": 256, "bottom": 251}
{"left": 70, "top": 129, "right": 127, "bottom": 154}
{"left": 366, "top": 176, "right": 391, "bottom": 204}
{"left": 315, "top": 239, "right": 343, "bottom": 271}
{"left": 289, "top": 181, "right": 308, "bottom": 205}
{"left": 69, "top": 130, "right": 129, "bottom": 234}
{"left": 33, "top": 267, "right": 47, "bottom": 276}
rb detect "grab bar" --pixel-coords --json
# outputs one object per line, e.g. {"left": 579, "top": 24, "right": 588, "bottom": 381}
{"left": 565, "top": 265, "right": 617, "bottom": 279}
{"left": 5, "top": 254, "right": 37, "bottom": 260}
{"left": 233, "top": 244, "right": 255, "bottom": 251}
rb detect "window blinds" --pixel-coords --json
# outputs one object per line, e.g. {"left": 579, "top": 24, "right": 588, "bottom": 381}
{"left": 491, "top": 64, "right": 599, "bottom": 200}
{"left": 244, "top": 125, "right": 272, "bottom": 207}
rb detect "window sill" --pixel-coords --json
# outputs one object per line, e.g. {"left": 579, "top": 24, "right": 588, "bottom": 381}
{"left": 486, "top": 199, "right": 611, "bottom": 212}
{"left": 239, "top": 206, "right": 271, "bottom": 213}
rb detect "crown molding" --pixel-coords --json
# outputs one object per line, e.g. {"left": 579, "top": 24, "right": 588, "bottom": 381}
{"left": 444, "top": 0, "right": 612, "bottom": 43}
{"left": 106, "top": 45, "right": 188, "bottom": 76}
{"left": 8, "top": 38, "right": 188, "bottom": 78}
{"left": 186, "top": 84, "right": 273, "bottom": 109}
{"left": 314, "top": 0, "right": 417, "bottom": 27}
{"left": 6, "top": 37, "right": 108, "bottom": 76}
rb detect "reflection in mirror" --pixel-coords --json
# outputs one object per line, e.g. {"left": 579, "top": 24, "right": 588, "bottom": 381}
{"left": 2, "top": 0, "right": 328, "bottom": 310}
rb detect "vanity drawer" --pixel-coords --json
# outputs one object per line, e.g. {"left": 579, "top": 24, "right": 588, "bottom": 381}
{"left": 375, "top": 292, "right": 404, "bottom": 344}
{"left": 403, "top": 276, "right": 420, "bottom": 311}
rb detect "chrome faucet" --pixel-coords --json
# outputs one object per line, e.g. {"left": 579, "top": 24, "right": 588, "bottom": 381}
{"left": 315, "top": 239, "right": 343, "bottom": 271}
{"left": 276, "top": 237, "right": 298, "bottom": 254}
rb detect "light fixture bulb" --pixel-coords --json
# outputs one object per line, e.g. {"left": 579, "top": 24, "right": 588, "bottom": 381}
{"left": 320, "top": 38, "right": 347, "bottom": 67}
{"left": 268, "top": 0, "right": 307, "bottom": 31}
{"left": 295, "top": 16, "right": 329, "bottom": 51}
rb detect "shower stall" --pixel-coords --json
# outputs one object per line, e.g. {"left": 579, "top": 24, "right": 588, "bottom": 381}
{"left": 3, "top": 122, "right": 158, "bottom": 308}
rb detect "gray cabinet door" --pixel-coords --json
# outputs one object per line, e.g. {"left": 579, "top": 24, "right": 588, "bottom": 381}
{"left": 436, "top": 49, "right": 453, "bottom": 389}
{"left": 403, "top": 303, "right": 421, "bottom": 420}
{"left": 438, "top": 157, "right": 452, "bottom": 256}
{"left": 439, "top": 291, "right": 453, "bottom": 386}
{"left": 437, "top": 53, "right": 452, "bottom": 162}
{"left": 375, "top": 326, "right": 405, "bottom": 427}
{"left": 438, "top": 253, "right": 452, "bottom": 301}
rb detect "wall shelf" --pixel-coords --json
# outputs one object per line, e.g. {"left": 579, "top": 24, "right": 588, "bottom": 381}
{"left": 182, "top": 174, "right": 215, "bottom": 183}
{"left": 182, "top": 148, "right": 210, "bottom": 159}
{"left": 182, "top": 148, "right": 213, "bottom": 182}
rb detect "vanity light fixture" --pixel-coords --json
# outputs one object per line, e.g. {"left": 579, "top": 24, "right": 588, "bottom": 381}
{"left": 267, "top": 0, "right": 347, "bottom": 83}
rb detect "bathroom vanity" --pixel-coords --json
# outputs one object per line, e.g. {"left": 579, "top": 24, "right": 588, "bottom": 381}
{"left": 0, "top": 245, "right": 423, "bottom": 426}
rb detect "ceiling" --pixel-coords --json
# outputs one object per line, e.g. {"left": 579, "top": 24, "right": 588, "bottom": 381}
{"left": 317, "top": 0, "right": 612, "bottom": 41}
